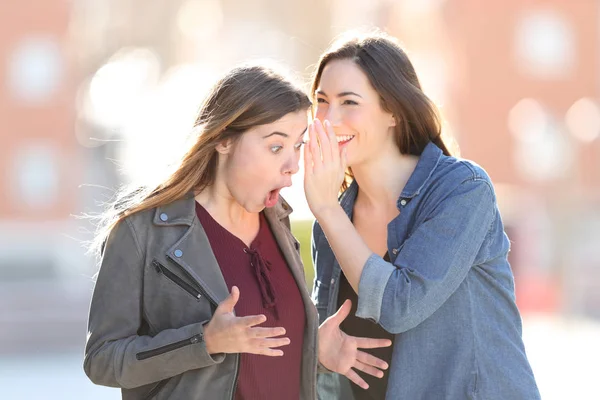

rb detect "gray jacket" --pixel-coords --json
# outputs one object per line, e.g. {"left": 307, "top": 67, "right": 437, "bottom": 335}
{"left": 84, "top": 193, "right": 319, "bottom": 399}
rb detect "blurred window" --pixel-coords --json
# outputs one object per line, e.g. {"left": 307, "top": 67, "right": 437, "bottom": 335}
{"left": 514, "top": 10, "right": 574, "bottom": 79}
{"left": 7, "top": 35, "right": 64, "bottom": 104}
{"left": 11, "top": 143, "right": 59, "bottom": 209}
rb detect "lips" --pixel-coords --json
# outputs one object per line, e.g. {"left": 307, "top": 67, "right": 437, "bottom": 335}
{"left": 264, "top": 179, "right": 292, "bottom": 208}
{"left": 336, "top": 135, "right": 355, "bottom": 146}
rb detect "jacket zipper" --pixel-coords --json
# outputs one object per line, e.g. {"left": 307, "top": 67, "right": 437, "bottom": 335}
{"left": 152, "top": 259, "right": 214, "bottom": 304}
{"left": 153, "top": 260, "right": 237, "bottom": 396}
{"left": 136, "top": 334, "right": 203, "bottom": 361}
{"left": 167, "top": 256, "right": 219, "bottom": 306}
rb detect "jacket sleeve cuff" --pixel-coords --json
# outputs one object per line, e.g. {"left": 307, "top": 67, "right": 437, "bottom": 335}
{"left": 191, "top": 320, "right": 226, "bottom": 366}
{"left": 355, "top": 253, "right": 396, "bottom": 323}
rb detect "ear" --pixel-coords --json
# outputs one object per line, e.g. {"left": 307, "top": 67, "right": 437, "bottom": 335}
{"left": 389, "top": 114, "right": 397, "bottom": 128}
{"left": 215, "top": 138, "right": 234, "bottom": 155}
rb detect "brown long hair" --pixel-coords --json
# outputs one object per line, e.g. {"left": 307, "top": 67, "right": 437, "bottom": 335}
{"left": 91, "top": 64, "right": 311, "bottom": 257}
{"left": 310, "top": 31, "right": 454, "bottom": 192}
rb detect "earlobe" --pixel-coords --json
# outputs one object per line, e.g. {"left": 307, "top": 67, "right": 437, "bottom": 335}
{"left": 390, "top": 115, "right": 397, "bottom": 127}
{"left": 216, "top": 139, "right": 232, "bottom": 155}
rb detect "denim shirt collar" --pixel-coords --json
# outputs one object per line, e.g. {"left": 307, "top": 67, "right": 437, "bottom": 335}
{"left": 339, "top": 141, "right": 443, "bottom": 214}
{"left": 400, "top": 141, "right": 443, "bottom": 199}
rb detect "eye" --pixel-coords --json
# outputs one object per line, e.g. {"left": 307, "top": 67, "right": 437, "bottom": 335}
{"left": 342, "top": 99, "right": 358, "bottom": 106}
{"left": 317, "top": 97, "right": 328, "bottom": 104}
{"left": 294, "top": 141, "right": 306, "bottom": 151}
{"left": 270, "top": 145, "right": 283, "bottom": 154}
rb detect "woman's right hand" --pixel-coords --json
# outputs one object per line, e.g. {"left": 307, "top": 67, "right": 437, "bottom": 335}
{"left": 203, "top": 286, "right": 290, "bottom": 356}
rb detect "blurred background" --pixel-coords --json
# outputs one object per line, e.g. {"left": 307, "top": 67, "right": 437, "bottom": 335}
{"left": 1, "top": 0, "right": 599, "bottom": 398}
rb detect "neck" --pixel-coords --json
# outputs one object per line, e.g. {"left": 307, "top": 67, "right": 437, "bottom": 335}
{"left": 351, "top": 149, "right": 419, "bottom": 210}
{"left": 194, "top": 181, "right": 258, "bottom": 230}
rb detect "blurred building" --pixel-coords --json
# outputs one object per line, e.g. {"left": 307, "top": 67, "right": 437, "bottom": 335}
{"left": 387, "top": 0, "right": 600, "bottom": 316}
{"left": 0, "top": 0, "right": 91, "bottom": 353}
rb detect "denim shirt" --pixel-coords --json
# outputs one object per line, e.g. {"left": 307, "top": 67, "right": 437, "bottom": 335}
{"left": 311, "top": 142, "right": 540, "bottom": 400}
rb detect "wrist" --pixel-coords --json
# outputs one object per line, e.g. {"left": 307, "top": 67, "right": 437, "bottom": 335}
{"left": 313, "top": 203, "right": 343, "bottom": 224}
{"left": 202, "top": 322, "right": 216, "bottom": 354}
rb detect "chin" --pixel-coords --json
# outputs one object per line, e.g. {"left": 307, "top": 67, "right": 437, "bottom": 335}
{"left": 345, "top": 156, "right": 357, "bottom": 168}
{"left": 243, "top": 201, "right": 265, "bottom": 214}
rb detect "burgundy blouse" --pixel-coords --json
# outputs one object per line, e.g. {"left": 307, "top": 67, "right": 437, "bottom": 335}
{"left": 196, "top": 203, "right": 305, "bottom": 400}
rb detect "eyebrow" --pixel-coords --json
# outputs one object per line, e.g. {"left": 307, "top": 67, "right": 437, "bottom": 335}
{"left": 316, "top": 90, "right": 363, "bottom": 98}
{"left": 262, "top": 128, "right": 307, "bottom": 139}
{"left": 262, "top": 131, "right": 288, "bottom": 139}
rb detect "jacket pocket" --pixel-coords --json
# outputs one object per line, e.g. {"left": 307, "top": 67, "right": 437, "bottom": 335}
{"left": 136, "top": 334, "right": 203, "bottom": 361}
{"left": 152, "top": 259, "right": 204, "bottom": 300}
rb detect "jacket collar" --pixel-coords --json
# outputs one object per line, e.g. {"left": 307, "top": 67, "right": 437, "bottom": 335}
{"left": 153, "top": 192, "right": 293, "bottom": 226}
{"left": 338, "top": 141, "right": 444, "bottom": 214}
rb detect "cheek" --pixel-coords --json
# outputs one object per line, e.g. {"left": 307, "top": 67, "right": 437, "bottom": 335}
{"left": 228, "top": 150, "right": 252, "bottom": 171}
{"left": 341, "top": 108, "right": 365, "bottom": 127}
{"left": 230, "top": 151, "right": 274, "bottom": 185}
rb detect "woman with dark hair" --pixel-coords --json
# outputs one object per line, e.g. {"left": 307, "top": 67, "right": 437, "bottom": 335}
{"left": 305, "top": 32, "right": 541, "bottom": 399}
{"left": 83, "top": 63, "right": 391, "bottom": 400}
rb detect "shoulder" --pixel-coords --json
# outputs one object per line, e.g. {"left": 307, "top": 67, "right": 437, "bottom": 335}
{"left": 124, "top": 204, "right": 162, "bottom": 232}
{"left": 430, "top": 154, "right": 495, "bottom": 197}
{"left": 122, "top": 194, "right": 196, "bottom": 242}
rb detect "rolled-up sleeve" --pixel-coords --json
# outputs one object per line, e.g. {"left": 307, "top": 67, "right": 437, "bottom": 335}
{"left": 355, "top": 254, "right": 396, "bottom": 323}
{"left": 356, "top": 178, "right": 496, "bottom": 333}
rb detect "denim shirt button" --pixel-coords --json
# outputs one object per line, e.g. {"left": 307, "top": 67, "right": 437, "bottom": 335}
{"left": 392, "top": 248, "right": 399, "bottom": 255}
{"left": 400, "top": 199, "right": 407, "bottom": 206}
{"left": 160, "top": 213, "right": 168, "bottom": 221}
{"left": 330, "top": 278, "right": 335, "bottom": 285}
{"left": 174, "top": 249, "right": 183, "bottom": 258}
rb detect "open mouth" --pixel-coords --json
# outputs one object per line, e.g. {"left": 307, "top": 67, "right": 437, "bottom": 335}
{"left": 264, "top": 188, "right": 281, "bottom": 208}
{"left": 336, "top": 135, "right": 355, "bottom": 146}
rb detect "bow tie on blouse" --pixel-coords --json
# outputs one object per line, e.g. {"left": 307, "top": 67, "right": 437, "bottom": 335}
{"left": 244, "top": 246, "right": 279, "bottom": 320}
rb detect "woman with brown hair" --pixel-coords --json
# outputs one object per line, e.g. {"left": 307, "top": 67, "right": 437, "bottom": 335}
{"left": 83, "top": 64, "right": 391, "bottom": 400}
{"left": 305, "top": 32, "right": 540, "bottom": 399}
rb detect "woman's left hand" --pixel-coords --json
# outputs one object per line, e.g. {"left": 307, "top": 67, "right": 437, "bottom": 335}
{"left": 303, "top": 119, "right": 347, "bottom": 219}
{"left": 318, "top": 300, "right": 392, "bottom": 389}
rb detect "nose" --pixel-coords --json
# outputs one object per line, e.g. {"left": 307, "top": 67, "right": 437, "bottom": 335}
{"left": 323, "top": 103, "right": 341, "bottom": 128}
{"left": 283, "top": 150, "right": 300, "bottom": 176}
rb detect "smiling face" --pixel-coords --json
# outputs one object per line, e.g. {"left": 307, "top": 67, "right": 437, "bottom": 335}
{"left": 314, "top": 59, "right": 396, "bottom": 167}
{"left": 216, "top": 109, "right": 308, "bottom": 213}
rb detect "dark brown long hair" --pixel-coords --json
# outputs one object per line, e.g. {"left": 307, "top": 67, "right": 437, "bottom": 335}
{"left": 91, "top": 64, "right": 311, "bottom": 257}
{"left": 311, "top": 31, "right": 454, "bottom": 192}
